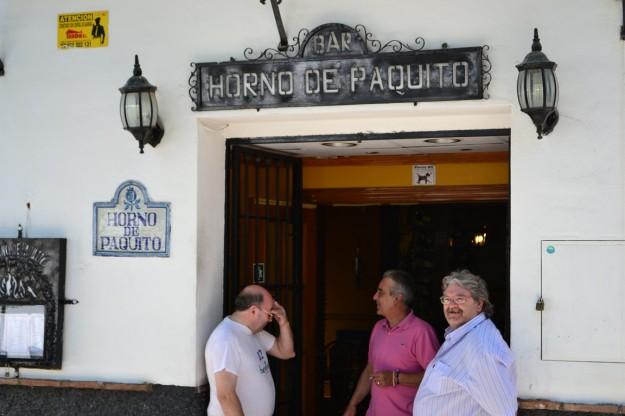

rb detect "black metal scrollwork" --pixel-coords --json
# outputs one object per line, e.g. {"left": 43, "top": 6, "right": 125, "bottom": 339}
{"left": 354, "top": 24, "right": 425, "bottom": 53}
{"left": 482, "top": 45, "right": 492, "bottom": 98}
{"left": 241, "top": 24, "right": 426, "bottom": 60}
{"left": 188, "top": 63, "right": 198, "bottom": 110}
{"left": 0, "top": 238, "right": 67, "bottom": 370}
{"left": 189, "top": 23, "right": 484, "bottom": 110}
{"left": 244, "top": 28, "right": 310, "bottom": 61}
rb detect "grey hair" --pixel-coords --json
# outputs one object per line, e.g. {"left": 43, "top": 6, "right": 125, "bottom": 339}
{"left": 442, "top": 269, "right": 494, "bottom": 318}
{"left": 383, "top": 269, "right": 415, "bottom": 308}
{"left": 234, "top": 292, "right": 264, "bottom": 311}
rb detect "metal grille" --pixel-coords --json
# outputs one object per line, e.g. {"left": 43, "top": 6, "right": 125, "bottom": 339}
{"left": 224, "top": 144, "right": 303, "bottom": 416}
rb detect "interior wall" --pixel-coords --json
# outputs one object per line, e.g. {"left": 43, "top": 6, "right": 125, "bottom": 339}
{"left": 322, "top": 206, "right": 381, "bottom": 346}
{"left": 303, "top": 157, "right": 509, "bottom": 189}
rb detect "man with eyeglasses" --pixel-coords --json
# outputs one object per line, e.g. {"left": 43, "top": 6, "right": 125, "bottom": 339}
{"left": 205, "top": 285, "right": 295, "bottom": 416}
{"left": 343, "top": 270, "right": 440, "bottom": 416}
{"left": 412, "top": 269, "right": 517, "bottom": 415}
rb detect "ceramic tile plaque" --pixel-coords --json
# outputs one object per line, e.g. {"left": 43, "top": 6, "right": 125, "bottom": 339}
{"left": 93, "top": 180, "right": 170, "bottom": 257}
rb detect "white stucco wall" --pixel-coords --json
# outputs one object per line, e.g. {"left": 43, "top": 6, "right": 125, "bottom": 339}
{"left": 0, "top": 0, "right": 205, "bottom": 385}
{"left": 1, "top": 0, "right": 624, "bottom": 404}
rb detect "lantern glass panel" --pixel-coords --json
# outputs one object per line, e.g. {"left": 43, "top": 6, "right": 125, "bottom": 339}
{"left": 120, "top": 94, "right": 130, "bottom": 128}
{"left": 544, "top": 70, "right": 557, "bottom": 108}
{"left": 526, "top": 69, "right": 544, "bottom": 109}
{"left": 121, "top": 91, "right": 141, "bottom": 128}
{"left": 120, "top": 95, "right": 127, "bottom": 128}
{"left": 517, "top": 70, "right": 528, "bottom": 109}
{"left": 140, "top": 91, "right": 158, "bottom": 128}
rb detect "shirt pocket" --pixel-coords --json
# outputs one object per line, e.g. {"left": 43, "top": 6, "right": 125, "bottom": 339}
{"left": 424, "top": 360, "right": 454, "bottom": 394}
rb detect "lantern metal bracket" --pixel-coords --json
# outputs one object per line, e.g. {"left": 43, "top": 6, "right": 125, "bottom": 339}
{"left": 540, "top": 110, "right": 559, "bottom": 138}
{"left": 260, "top": 0, "right": 288, "bottom": 52}
{"left": 129, "top": 123, "right": 164, "bottom": 154}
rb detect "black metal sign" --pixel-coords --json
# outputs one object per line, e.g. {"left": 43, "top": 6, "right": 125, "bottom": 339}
{"left": 190, "top": 23, "right": 489, "bottom": 111}
{"left": 0, "top": 238, "right": 67, "bottom": 369}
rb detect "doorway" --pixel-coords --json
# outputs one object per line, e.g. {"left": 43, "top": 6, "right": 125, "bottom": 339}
{"left": 224, "top": 131, "right": 510, "bottom": 416}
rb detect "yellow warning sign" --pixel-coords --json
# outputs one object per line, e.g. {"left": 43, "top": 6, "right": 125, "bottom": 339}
{"left": 58, "top": 11, "right": 108, "bottom": 49}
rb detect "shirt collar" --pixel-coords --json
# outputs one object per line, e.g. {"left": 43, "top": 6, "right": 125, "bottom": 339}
{"left": 227, "top": 316, "right": 253, "bottom": 335}
{"left": 382, "top": 310, "right": 415, "bottom": 332}
{"left": 444, "top": 312, "right": 486, "bottom": 340}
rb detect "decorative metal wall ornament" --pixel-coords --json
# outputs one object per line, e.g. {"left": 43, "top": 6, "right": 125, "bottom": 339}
{"left": 353, "top": 24, "right": 425, "bottom": 54}
{"left": 0, "top": 238, "right": 69, "bottom": 369}
{"left": 481, "top": 45, "right": 492, "bottom": 99}
{"left": 190, "top": 23, "right": 489, "bottom": 111}
{"left": 241, "top": 24, "right": 425, "bottom": 62}
{"left": 243, "top": 28, "right": 311, "bottom": 61}
{"left": 188, "top": 63, "right": 198, "bottom": 109}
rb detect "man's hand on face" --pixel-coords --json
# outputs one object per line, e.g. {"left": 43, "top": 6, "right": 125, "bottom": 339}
{"left": 271, "top": 301, "right": 289, "bottom": 326}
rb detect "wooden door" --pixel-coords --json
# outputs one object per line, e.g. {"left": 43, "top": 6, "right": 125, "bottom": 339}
{"left": 224, "top": 144, "right": 302, "bottom": 416}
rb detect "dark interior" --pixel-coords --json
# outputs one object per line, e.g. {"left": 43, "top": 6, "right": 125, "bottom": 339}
{"left": 318, "top": 201, "right": 509, "bottom": 414}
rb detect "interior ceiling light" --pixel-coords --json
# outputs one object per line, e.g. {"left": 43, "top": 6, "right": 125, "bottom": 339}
{"left": 321, "top": 142, "right": 357, "bottom": 147}
{"left": 473, "top": 232, "right": 487, "bottom": 247}
{"left": 424, "top": 138, "right": 461, "bottom": 144}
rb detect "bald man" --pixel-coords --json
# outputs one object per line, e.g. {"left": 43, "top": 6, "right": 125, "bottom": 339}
{"left": 205, "top": 285, "right": 295, "bottom": 416}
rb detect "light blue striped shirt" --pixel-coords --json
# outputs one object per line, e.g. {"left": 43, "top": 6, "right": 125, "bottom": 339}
{"left": 413, "top": 313, "right": 517, "bottom": 416}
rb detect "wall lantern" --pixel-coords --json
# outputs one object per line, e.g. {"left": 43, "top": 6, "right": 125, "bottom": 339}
{"left": 119, "top": 55, "right": 164, "bottom": 154}
{"left": 516, "top": 28, "right": 559, "bottom": 139}
{"left": 0, "top": 58, "right": 4, "bottom": 76}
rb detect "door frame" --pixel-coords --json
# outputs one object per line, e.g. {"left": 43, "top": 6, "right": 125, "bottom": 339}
{"left": 223, "top": 128, "right": 511, "bottom": 414}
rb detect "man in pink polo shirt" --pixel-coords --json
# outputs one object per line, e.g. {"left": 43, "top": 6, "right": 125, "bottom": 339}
{"left": 343, "top": 270, "right": 440, "bottom": 416}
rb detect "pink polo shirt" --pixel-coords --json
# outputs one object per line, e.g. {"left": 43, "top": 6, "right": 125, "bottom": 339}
{"left": 367, "top": 311, "right": 440, "bottom": 416}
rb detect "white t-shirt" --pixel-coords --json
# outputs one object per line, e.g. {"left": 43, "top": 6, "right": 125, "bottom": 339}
{"left": 205, "top": 317, "right": 276, "bottom": 416}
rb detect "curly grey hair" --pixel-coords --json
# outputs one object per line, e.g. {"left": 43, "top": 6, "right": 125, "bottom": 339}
{"left": 442, "top": 269, "right": 494, "bottom": 318}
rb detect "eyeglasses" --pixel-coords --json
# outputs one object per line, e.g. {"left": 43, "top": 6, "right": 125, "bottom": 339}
{"left": 257, "top": 306, "right": 274, "bottom": 320}
{"left": 440, "top": 296, "right": 469, "bottom": 305}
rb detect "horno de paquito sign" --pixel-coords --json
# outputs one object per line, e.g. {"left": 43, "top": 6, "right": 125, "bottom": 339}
{"left": 93, "top": 180, "right": 170, "bottom": 257}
